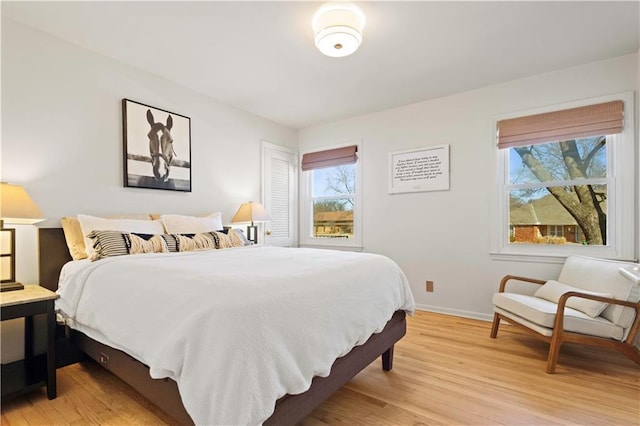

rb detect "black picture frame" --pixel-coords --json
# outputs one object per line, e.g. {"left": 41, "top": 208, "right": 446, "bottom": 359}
{"left": 122, "top": 99, "right": 192, "bottom": 192}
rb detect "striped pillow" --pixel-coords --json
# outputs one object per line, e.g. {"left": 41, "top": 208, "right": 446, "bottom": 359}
{"left": 87, "top": 231, "right": 246, "bottom": 261}
{"left": 87, "top": 231, "right": 169, "bottom": 261}
{"left": 173, "top": 233, "right": 217, "bottom": 252}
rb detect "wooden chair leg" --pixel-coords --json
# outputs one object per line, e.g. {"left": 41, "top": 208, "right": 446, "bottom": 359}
{"left": 490, "top": 313, "right": 501, "bottom": 338}
{"left": 619, "top": 344, "right": 640, "bottom": 366}
{"left": 546, "top": 333, "right": 563, "bottom": 374}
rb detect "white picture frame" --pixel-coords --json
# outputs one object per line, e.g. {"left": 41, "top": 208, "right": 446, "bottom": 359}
{"left": 389, "top": 144, "right": 450, "bottom": 194}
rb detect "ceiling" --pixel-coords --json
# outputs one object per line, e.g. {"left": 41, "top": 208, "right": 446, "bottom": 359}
{"left": 2, "top": 1, "right": 639, "bottom": 129}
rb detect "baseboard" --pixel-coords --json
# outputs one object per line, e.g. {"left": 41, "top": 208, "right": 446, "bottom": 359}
{"left": 414, "top": 304, "right": 494, "bottom": 322}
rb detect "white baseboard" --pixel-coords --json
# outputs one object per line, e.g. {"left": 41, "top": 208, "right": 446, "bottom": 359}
{"left": 414, "top": 304, "right": 494, "bottom": 322}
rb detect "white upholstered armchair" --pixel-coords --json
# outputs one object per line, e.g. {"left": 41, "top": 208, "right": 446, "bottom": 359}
{"left": 490, "top": 255, "right": 640, "bottom": 373}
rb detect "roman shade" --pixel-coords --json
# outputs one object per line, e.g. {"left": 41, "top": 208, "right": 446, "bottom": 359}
{"left": 497, "top": 100, "right": 624, "bottom": 149}
{"left": 301, "top": 145, "right": 358, "bottom": 171}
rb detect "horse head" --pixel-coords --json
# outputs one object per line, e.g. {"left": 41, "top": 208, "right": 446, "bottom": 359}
{"left": 146, "top": 109, "right": 176, "bottom": 182}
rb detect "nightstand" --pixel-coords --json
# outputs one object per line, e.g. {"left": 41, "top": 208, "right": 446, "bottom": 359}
{"left": 1, "top": 285, "right": 59, "bottom": 400}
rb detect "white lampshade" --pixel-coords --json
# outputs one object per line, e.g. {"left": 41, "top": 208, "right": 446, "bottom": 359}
{"left": 312, "top": 3, "right": 366, "bottom": 58}
{"left": 619, "top": 265, "right": 640, "bottom": 285}
{"left": 232, "top": 202, "right": 270, "bottom": 224}
{"left": 0, "top": 183, "right": 45, "bottom": 225}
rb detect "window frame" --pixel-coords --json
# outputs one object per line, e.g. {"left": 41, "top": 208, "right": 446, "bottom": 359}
{"left": 490, "top": 92, "right": 635, "bottom": 261}
{"left": 299, "top": 141, "right": 363, "bottom": 250}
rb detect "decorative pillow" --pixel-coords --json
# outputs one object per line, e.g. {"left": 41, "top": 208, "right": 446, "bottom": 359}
{"left": 87, "top": 231, "right": 169, "bottom": 261}
{"left": 228, "top": 228, "right": 251, "bottom": 246}
{"left": 129, "top": 233, "right": 169, "bottom": 255}
{"left": 77, "top": 214, "right": 164, "bottom": 258}
{"left": 61, "top": 217, "right": 87, "bottom": 260}
{"left": 160, "top": 234, "right": 180, "bottom": 252}
{"left": 161, "top": 213, "right": 223, "bottom": 234}
{"left": 210, "top": 231, "right": 233, "bottom": 249}
{"left": 62, "top": 214, "right": 153, "bottom": 260}
{"left": 534, "top": 280, "right": 613, "bottom": 318}
{"left": 173, "top": 233, "right": 217, "bottom": 252}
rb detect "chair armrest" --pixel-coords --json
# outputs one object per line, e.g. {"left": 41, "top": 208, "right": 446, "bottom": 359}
{"left": 498, "top": 275, "right": 546, "bottom": 293}
{"left": 554, "top": 292, "right": 640, "bottom": 343}
{"left": 556, "top": 292, "right": 640, "bottom": 311}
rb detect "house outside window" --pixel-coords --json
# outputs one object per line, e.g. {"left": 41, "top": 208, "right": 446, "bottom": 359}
{"left": 491, "top": 93, "right": 634, "bottom": 260}
{"left": 300, "top": 143, "right": 362, "bottom": 249}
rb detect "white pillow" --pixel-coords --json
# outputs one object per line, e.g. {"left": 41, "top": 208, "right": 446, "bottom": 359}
{"left": 161, "top": 213, "right": 223, "bottom": 234}
{"left": 77, "top": 214, "right": 165, "bottom": 258}
{"left": 534, "top": 280, "right": 613, "bottom": 318}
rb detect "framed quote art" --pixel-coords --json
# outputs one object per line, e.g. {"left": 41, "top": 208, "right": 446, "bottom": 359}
{"left": 389, "top": 144, "right": 450, "bottom": 194}
{"left": 122, "top": 99, "right": 192, "bottom": 192}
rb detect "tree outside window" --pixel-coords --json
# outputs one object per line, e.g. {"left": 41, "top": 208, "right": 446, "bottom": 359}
{"left": 508, "top": 137, "right": 608, "bottom": 246}
{"left": 311, "top": 165, "right": 355, "bottom": 238}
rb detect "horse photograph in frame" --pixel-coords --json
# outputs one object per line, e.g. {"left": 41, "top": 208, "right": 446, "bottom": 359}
{"left": 122, "top": 99, "right": 192, "bottom": 192}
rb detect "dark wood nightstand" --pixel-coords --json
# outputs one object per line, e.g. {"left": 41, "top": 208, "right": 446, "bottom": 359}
{"left": 1, "top": 285, "right": 59, "bottom": 400}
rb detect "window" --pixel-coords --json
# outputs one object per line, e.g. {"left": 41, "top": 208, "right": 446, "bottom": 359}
{"left": 300, "top": 143, "right": 362, "bottom": 248}
{"left": 491, "top": 93, "right": 634, "bottom": 260}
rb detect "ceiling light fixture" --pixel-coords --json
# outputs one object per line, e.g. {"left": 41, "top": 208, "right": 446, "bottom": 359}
{"left": 312, "top": 3, "right": 366, "bottom": 58}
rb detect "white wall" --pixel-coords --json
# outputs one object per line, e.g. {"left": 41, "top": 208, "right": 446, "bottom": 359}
{"left": 299, "top": 53, "right": 639, "bottom": 320}
{"left": 0, "top": 19, "right": 297, "bottom": 362}
{"left": 1, "top": 19, "right": 298, "bottom": 280}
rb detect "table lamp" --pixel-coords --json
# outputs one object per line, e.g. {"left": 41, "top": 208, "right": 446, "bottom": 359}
{"left": 619, "top": 265, "right": 640, "bottom": 285}
{"left": 1, "top": 183, "right": 45, "bottom": 292}
{"left": 231, "top": 201, "right": 270, "bottom": 244}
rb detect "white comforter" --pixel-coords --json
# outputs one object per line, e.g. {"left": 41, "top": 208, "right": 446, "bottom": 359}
{"left": 56, "top": 246, "right": 415, "bottom": 425}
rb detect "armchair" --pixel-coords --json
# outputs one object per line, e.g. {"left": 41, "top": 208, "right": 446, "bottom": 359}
{"left": 490, "top": 255, "right": 640, "bottom": 373}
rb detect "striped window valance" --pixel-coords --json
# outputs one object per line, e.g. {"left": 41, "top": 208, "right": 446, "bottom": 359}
{"left": 301, "top": 145, "right": 358, "bottom": 171}
{"left": 497, "top": 100, "right": 624, "bottom": 149}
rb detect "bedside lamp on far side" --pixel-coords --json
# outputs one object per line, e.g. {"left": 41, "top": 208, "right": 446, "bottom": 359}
{"left": 0, "top": 183, "right": 45, "bottom": 292}
{"left": 619, "top": 264, "right": 640, "bottom": 285}
{"left": 231, "top": 201, "right": 270, "bottom": 245}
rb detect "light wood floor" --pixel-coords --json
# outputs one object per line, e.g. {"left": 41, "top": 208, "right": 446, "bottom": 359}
{"left": 2, "top": 311, "right": 638, "bottom": 425}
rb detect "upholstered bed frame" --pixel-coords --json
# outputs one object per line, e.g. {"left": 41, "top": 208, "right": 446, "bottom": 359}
{"left": 39, "top": 228, "right": 407, "bottom": 425}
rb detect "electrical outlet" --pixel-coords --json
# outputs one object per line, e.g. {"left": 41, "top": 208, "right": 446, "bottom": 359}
{"left": 99, "top": 352, "right": 110, "bottom": 368}
{"left": 426, "top": 280, "right": 434, "bottom": 292}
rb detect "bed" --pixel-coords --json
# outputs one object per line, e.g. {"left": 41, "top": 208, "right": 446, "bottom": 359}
{"left": 39, "top": 227, "right": 415, "bottom": 425}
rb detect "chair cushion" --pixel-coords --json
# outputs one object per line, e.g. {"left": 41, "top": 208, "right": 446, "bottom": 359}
{"left": 558, "top": 256, "right": 640, "bottom": 328}
{"left": 493, "top": 292, "right": 624, "bottom": 340}
{"left": 534, "top": 280, "right": 612, "bottom": 318}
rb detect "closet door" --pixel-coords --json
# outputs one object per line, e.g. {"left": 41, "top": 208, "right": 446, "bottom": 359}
{"left": 262, "top": 141, "right": 297, "bottom": 247}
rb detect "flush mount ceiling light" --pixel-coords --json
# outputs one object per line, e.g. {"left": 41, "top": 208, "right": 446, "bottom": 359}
{"left": 312, "top": 3, "right": 366, "bottom": 58}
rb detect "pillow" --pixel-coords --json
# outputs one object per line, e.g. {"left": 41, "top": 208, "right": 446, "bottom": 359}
{"left": 173, "top": 233, "right": 217, "bottom": 252}
{"left": 62, "top": 214, "right": 153, "bottom": 260}
{"left": 87, "top": 231, "right": 169, "bottom": 261}
{"left": 228, "top": 228, "right": 251, "bottom": 246}
{"left": 161, "top": 213, "right": 223, "bottom": 234}
{"left": 88, "top": 229, "right": 245, "bottom": 260}
{"left": 210, "top": 231, "right": 235, "bottom": 249}
{"left": 77, "top": 214, "right": 165, "bottom": 258}
{"left": 534, "top": 280, "right": 613, "bottom": 318}
{"left": 61, "top": 217, "right": 87, "bottom": 260}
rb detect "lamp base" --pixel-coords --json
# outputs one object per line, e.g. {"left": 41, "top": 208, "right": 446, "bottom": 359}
{"left": 246, "top": 225, "right": 258, "bottom": 245}
{"left": 0, "top": 281, "right": 24, "bottom": 292}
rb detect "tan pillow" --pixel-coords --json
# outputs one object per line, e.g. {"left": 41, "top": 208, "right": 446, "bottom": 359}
{"left": 61, "top": 217, "right": 87, "bottom": 260}
{"left": 534, "top": 280, "right": 613, "bottom": 318}
{"left": 61, "top": 214, "right": 153, "bottom": 260}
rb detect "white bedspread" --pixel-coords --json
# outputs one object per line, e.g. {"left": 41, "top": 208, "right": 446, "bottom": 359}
{"left": 56, "top": 246, "right": 415, "bottom": 425}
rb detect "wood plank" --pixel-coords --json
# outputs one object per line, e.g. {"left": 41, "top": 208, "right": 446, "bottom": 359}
{"left": 1, "top": 311, "right": 638, "bottom": 425}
